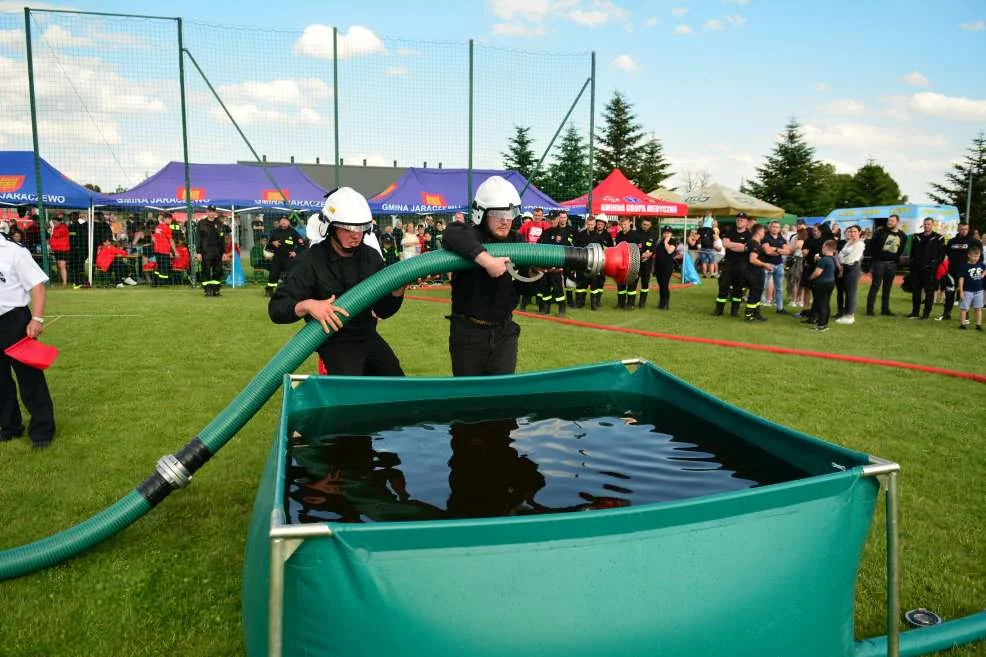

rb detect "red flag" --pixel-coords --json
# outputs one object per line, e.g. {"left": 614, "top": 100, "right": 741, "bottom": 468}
{"left": 4, "top": 337, "right": 58, "bottom": 370}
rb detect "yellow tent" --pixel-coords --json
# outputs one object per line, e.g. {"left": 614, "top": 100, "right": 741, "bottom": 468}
{"left": 682, "top": 183, "right": 785, "bottom": 219}
{"left": 647, "top": 186, "right": 685, "bottom": 204}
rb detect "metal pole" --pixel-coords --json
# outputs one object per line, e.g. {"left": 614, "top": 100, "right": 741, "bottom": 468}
{"left": 24, "top": 8, "right": 49, "bottom": 275}
{"left": 519, "top": 77, "right": 591, "bottom": 198}
{"left": 29, "top": 8, "right": 179, "bottom": 20}
{"left": 177, "top": 18, "right": 195, "bottom": 283}
{"left": 231, "top": 206, "right": 237, "bottom": 289}
{"left": 966, "top": 170, "right": 974, "bottom": 225}
{"left": 183, "top": 49, "right": 289, "bottom": 205}
{"left": 587, "top": 51, "right": 596, "bottom": 217}
{"left": 333, "top": 27, "right": 340, "bottom": 189}
{"left": 467, "top": 39, "right": 474, "bottom": 217}
{"left": 886, "top": 470, "right": 900, "bottom": 657}
{"left": 86, "top": 206, "right": 93, "bottom": 285}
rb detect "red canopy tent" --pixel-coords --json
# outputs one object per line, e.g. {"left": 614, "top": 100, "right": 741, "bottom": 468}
{"left": 562, "top": 169, "right": 687, "bottom": 217}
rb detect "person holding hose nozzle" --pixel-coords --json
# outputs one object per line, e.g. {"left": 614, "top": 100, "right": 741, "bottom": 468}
{"left": 442, "top": 176, "right": 531, "bottom": 376}
{"left": 269, "top": 187, "right": 406, "bottom": 376}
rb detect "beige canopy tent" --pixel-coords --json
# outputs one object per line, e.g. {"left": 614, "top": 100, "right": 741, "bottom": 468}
{"left": 682, "top": 183, "right": 785, "bottom": 220}
{"left": 647, "top": 186, "right": 684, "bottom": 204}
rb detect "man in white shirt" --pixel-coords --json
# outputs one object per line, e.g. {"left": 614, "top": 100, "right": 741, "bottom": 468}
{"left": 0, "top": 233, "right": 55, "bottom": 448}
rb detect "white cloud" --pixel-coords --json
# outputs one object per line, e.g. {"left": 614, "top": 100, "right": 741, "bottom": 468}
{"left": 568, "top": 10, "right": 610, "bottom": 26}
{"left": 217, "top": 78, "right": 331, "bottom": 107}
{"left": 813, "top": 81, "right": 831, "bottom": 92}
{"left": 802, "top": 122, "right": 949, "bottom": 149}
{"left": 0, "top": 2, "right": 76, "bottom": 12}
{"left": 643, "top": 16, "right": 659, "bottom": 27}
{"left": 674, "top": 24, "right": 695, "bottom": 35}
{"left": 671, "top": 7, "right": 689, "bottom": 17}
{"left": 395, "top": 47, "right": 422, "bottom": 57}
{"left": 293, "top": 25, "right": 385, "bottom": 60}
{"left": 38, "top": 24, "right": 91, "bottom": 48}
{"left": 385, "top": 66, "right": 408, "bottom": 77}
{"left": 902, "top": 70, "right": 929, "bottom": 87}
{"left": 209, "top": 104, "right": 321, "bottom": 126}
{"left": 820, "top": 98, "right": 866, "bottom": 116}
{"left": 487, "top": 0, "right": 578, "bottom": 22}
{"left": 0, "top": 28, "right": 23, "bottom": 47}
{"left": 725, "top": 14, "right": 747, "bottom": 27}
{"left": 907, "top": 92, "right": 986, "bottom": 122}
{"left": 959, "top": 19, "right": 984, "bottom": 31}
{"left": 611, "top": 54, "right": 638, "bottom": 72}
{"left": 704, "top": 19, "right": 724, "bottom": 30}
{"left": 491, "top": 22, "right": 547, "bottom": 37}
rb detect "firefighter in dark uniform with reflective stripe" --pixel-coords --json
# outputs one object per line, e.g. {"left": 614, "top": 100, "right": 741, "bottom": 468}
{"left": 586, "top": 215, "right": 614, "bottom": 310}
{"left": 713, "top": 212, "right": 752, "bottom": 317}
{"left": 196, "top": 204, "right": 226, "bottom": 297}
{"left": 572, "top": 215, "right": 596, "bottom": 308}
{"left": 168, "top": 214, "right": 184, "bottom": 246}
{"left": 266, "top": 215, "right": 299, "bottom": 297}
{"left": 637, "top": 217, "right": 657, "bottom": 308}
{"left": 537, "top": 210, "right": 576, "bottom": 316}
{"left": 615, "top": 217, "right": 644, "bottom": 310}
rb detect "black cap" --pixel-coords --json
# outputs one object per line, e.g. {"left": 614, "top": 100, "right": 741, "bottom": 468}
{"left": 207, "top": 204, "right": 217, "bottom": 211}
{"left": 736, "top": 212, "right": 749, "bottom": 219}
{"left": 661, "top": 225, "right": 673, "bottom": 233}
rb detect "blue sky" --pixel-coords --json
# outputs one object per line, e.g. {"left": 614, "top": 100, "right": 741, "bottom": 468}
{"left": 1, "top": 0, "right": 984, "bottom": 204}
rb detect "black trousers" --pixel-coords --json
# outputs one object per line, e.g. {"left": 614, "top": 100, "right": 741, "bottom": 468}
{"left": 745, "top": 271, "right": 765, "bottom": 308}
{"left": 866, "top": 260, "right": 897, "bottom": 313}
{"left": 106, "top": 259, "right": 128, "bottom": 284}
{"left": 911, "top": 267, "right": 936, "bottom": 317}
{"left": 200, "top": 252, "right": 223, "bottom": 287}
{"left": 716, "top": 261, "right": 745, "bottom": 304}
{"left": 449, "top": 316, "right": 520, "bottom": 377}
{"left": 316, "top": 333, "right": 404, "bottom": 376}
{"left": 638, "top": 259, "right": 653, "bottom": 295}
{"left": 0, "top": 307, "right": 55, "bottom": 444}
{"left": 68, "top": 250, "right": 86, "bottom": 285}
{"left": 942, "top": 272, "right": 958, "bottom": 316}
{"left": 544, "top": 271, "right": 565, "bottom": 308}
{"left": 153, "top": 252, "right": 171, "bottom": 285}
{"left": 814, "top": 281, "right": 835, "bottom": 326}
{"left": 269, "top": 253, "right": 291, "bottom": 286}
{"left": 656, "top": 264, "right": 672, "bottom": 309}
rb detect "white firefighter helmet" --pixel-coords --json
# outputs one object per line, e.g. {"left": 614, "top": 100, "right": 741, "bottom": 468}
{"left": 471, "top": 175, "right": 521, "bottom": 226}
{"left": 321, "top": 187, "right": 373, "bottom": 232}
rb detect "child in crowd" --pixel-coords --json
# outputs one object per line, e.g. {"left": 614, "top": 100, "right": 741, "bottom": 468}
{"left": 173, "top": 238, "right": 191, "bottom": 282}
{"left": 958, "top": 244, "right": 985, "bottom": 331}
{"left": 95, "top": 238, "right": 136, "bottom": 287}
{"left": 809, "top": 239, "right": 839, "bottom": 332}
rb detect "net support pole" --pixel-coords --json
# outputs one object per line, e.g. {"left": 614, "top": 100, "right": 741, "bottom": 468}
{"left": 519, "top": 77, "right": 590, "bottom": 198}
{"left": 86, "top": 206, "right": 93, "bottom": 285}
{"left": 333, "top": 27, "right": 340, "bottom": 189}
{"left": 467, "top": 39, "right": 474, "bottom": 219}
{"left": 177, "top": 17, "right": 195, "bottom": 283}
{"left": 231, "top": 206, "right": 237, "bottom": 289}
{"left": 23, "top": 8, "right": 49, "bottom": 275}
{"left": 182, "top": 49, "right": 289, "bottom": 204}
{"left": 587, "top": 51, "right": 596, "bottom": 217}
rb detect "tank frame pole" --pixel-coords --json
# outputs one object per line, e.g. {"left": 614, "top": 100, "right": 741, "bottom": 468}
{"left": 863, "top": 457, "right": 901, "bottom": 657}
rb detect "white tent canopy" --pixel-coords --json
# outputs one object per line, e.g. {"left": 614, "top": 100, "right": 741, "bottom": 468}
{"left": 682, "top": 183, "right": 784, "bottom": 219}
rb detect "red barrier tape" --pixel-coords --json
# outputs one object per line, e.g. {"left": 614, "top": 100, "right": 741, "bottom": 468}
{"left": 404, "top": 295, "right": 986, "bottom": 384}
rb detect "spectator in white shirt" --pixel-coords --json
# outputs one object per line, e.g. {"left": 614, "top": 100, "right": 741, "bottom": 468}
{"left": 835, "top": 225, "right": 865, "bottom": 325}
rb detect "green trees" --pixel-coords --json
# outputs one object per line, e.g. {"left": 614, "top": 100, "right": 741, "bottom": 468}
{"left": 742, "top": 119, "right": 824, "bottom": 216}
{"left": 929, "top": 132, "right": 986, "bottom": 229}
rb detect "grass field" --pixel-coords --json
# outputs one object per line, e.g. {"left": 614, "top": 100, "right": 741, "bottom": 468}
{"left": 0, "top": 279, "right": 984, "bottom": 657}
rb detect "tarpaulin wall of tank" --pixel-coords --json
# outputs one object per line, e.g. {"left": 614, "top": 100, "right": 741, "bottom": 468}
{"left": 243, "top": 361, "right": 878, "bottom": 657}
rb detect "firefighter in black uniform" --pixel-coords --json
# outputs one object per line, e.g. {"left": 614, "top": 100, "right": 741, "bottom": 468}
{"left": 557, "top": 211, "right": 578, "bottom": 307}
{"left": 67, "top": 211, "right": 88, "bottom": 289}
{"left": 637, "top": 218, "right": 657, "bottom": 308}
{"left": 654, "top": 225, "right": 677, "bottom": 310}
{"left": 196, "top": 204, "right": 226, "bottom": 297}
{"left": 906, "top": 217, "right": 946, "bottom": 320}
{"left": 939, "top": 223, "right": 982, "bottom": 321}
{"left": 615, "top": 217, "right": 644, "bottom": 310}
{"left": 586, "top": 215, "right": 614, "bottom": 310}
{"left": 269, "top": 187, "right": 406, "bottom": 376}
{"left": 572, "top": 215, "right": 596, "bottom": 308}
{"left": 266, "top": 215, "right": 300, "bottom": 297}
{"left": 442, "top": 175, "right": 532, "bottom": 376}
{"left": 713, "top": 212, "right": 752, "bottom": 317}
{"left": 537, "top": 210, "right": 576, "bottom": 316}
{"left": 744, "top": 223, "right": 772, "bottom": 322}
{"left": 168, "top": 213, "right": 184, "bottom": 245}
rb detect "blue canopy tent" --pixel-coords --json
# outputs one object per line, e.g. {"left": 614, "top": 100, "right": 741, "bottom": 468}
{"left": 107, "top": 162, "right": 330, "bottom": 288}
{"left": 0, "top": 150, "right": 112, "bottom": 208}
{"left": 369, "top": 168, "right": 582, "bottom": 216}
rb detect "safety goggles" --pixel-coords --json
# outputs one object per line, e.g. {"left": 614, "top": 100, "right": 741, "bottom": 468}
{"left": 329, "top": 221, "right": 372, "bottom": 233}
{"left": 485, "top": 207, "right": 520, "bottom": 222}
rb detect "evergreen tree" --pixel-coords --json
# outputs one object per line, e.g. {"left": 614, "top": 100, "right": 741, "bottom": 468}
{"left": 84, "top": 183, "right": 102, "bottom": 193}
{"left": 502, "top": 125, "right": 539, "bottom": 182}
{"left": 634, "top": 137, "right": 673, "bottom": 192}
{"left": 594, "top": 91, "right": 645, "bottom": 183}
{"left": 543, "top": 124, "right": 589, "bottom": 202}
{"left": 929, "top": 132, "right": 986, "bottom": 230}
{"left": 742, "top": 118, "right": 824, "bottom": 216}
{"left": 851, "top": 160, "right": 906, "bottom": 206}
{"left": 815, "top": 163, "right": 856, "bottom": 212}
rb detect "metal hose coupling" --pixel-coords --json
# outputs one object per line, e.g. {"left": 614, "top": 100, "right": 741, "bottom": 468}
{"left": 155, "top": 454, "right": 192, "bottom": 490}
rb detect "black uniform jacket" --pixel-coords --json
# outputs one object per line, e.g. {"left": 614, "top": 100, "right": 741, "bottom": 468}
{"left": 268, "top": 240, "right": 402, "bottom": 341}
{"left": 442, "top": 221, "right": 526, "bottom": 324}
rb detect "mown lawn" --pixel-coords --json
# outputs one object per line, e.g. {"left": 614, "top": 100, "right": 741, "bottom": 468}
{"left": 0, "top": 280, "right": 983, "bottom": 656}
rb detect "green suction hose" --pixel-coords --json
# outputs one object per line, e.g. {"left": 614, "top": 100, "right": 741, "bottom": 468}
{"left": 0, "top": 243, "right": 577, "bottom": 581}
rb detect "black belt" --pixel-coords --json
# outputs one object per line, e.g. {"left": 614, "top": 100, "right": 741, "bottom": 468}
{"left": 448, "top": 313, "right": 506, "bottom": 328}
